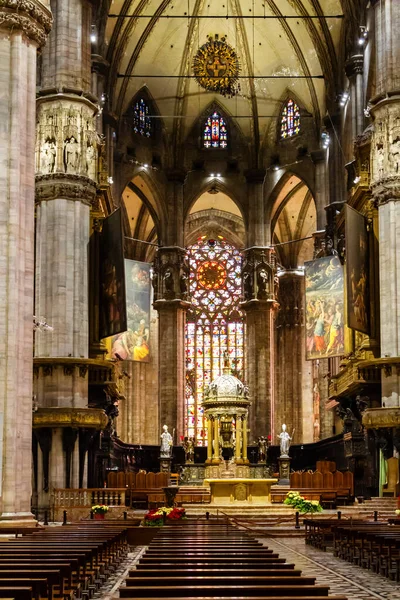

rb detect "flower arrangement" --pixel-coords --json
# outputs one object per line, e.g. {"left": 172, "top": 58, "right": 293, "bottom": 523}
{"left": 142, "top": 506, "right": 186, "bottom": 527}
{"left": 395, "top": 509, "right": 400, "bottom": 516}
{"left": 91, "top": 505, "right": 109, "bottom": 514}
{"left": 284, "top": 491, "right": 323, "bottom": 514}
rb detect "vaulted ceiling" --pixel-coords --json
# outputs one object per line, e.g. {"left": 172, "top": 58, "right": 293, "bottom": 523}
{"left": 103, "top": 0, "right": 344, "bottom": 148}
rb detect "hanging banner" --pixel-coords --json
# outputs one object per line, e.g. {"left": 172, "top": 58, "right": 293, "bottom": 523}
{"left": 99, "top": 209, "right": 127, "bottom": 339}
{"left": 304, "top": 255, "right": 345, "bottom": 360}
{"left": 345, "top": 205, "right": 369, "bottom": 334}
{"left": 111, "top": 259, "right": 151, "bottom": 362}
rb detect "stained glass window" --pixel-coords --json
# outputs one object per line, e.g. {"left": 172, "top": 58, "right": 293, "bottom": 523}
{"left": 203, "top": 111, "right": 228, "bottom": 148}
{"left": 280, "top": 99, "right": 301, "bottom": 139}
{"left": 185, "top": 237, "right": 244, "bottom": 445}
{"left": 133, "top": 98, "right": 152, "bottom": 137}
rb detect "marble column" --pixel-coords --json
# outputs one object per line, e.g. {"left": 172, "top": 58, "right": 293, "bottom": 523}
{"left": 345, "top": 55, "right": 365, "bottom": 139}
{"left": 0, "top": 0, "right": 52, "bottom": 525}
{"left": 275, "top": 271, "right": 313, "bottom": 442}
{"left": 361, "top": 0, "right": 400, "bottom": 462}
{"left": 242, "top": 246, "right": 278, "bottom": 440}
{"left": 33, "top": 0, "right": 100, "bottom": 511}
{"left": 206, "top": 417, "right": 213, "bottom": 463}
{"left": 153, "top": 246, "right": 190, "bottom": 440}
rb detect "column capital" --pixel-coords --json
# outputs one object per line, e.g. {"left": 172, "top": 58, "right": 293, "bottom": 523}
{"left": 310, "top": 150, "right": 326, "bottom": 164}
{"left": 372, "top": 177, "right": 400, "bottom": 206}
{"left": 152, "top": 246, "right": 191, "bottom": 305}
{"left": 35, "top": 173, "right": 97, "bottom": 206}
{"left": 241, "top": 246, "right": 278, "bottom": 304}
{"left": 244, "top": 168, "right": 266, "bottom": 184}
{"left": 0, "top": 0, "right": 52, "bottom": 47}
{"left": 345, "top": 54, "right": 364, "bottom": 78}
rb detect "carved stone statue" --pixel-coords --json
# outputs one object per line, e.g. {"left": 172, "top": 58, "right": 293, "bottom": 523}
{"left": 40, "top": 140, "right": 56, "bottom": 174}
{"left": 65, "top": 136, "right": 80, "bottom": 173}
{"left": 257, "top": 268, "right": 269, "bottom": 298}
{"left": 243, "top": 270, "right": 253, "bottom": 301}
{"left": 277, "top": 424, "right": 292, "bottom": 457}
{"left": 377, "top": 145, "right": 385, "bottom": 179}
{"left": 160, "top": 424, "right": 173, "bottom": 457}
{"left": 86, "top": 144, "right": 96, "bottom": 180}
{"left": 180, "top": 271, "right": 188, "bottom": 297}
{"left": 163, "top": 267, "right": 174, "bottom": 296}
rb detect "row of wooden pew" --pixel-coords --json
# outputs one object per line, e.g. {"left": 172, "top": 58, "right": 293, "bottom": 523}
{"left": 118, "top": 519, "right": 349, "bottom": 599}
{"left": 333, "top": 522, "right": 400, "bottom": 581}
{"left": 0, "top": 522, "right": 129, "bottom": 600}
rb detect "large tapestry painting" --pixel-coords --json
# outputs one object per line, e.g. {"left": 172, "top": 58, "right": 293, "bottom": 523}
{"left": 305, "top": 256, "right": 345, "bottom": 360}
{"left": 111, "top": 260, "right": 151, "bottom": 362}
{"left": 345, "top": 205, "right": 369, "bottom": 334}
{"left": 99, "top": 209, "right": 127, "bottom": 339}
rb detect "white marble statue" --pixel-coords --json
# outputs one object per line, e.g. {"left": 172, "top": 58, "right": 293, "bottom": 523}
{"left": 86, "top": 144, "right": 96, "bottom": 180}
{"left": 65, "top": 136, "right": 79, "bottom": 173}
{"left": 160, "top": 424, "right": 173, "bottom": 457}
{"left": 277, "top": 423, "right": 292, "bottom": 457}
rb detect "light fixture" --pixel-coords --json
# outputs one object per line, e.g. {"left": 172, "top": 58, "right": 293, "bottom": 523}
{"left": 339, "top": 92, "right": 350, "bottom": 107}
{"left": 321, "top": 131, "right": 330, "bottom": 149}
{"left": 210, "top": 173, "right": 215, "bottom": 177}
{"left": 90, "top": 26, "right": 97, "bottom": 44}
{"left": 358, "top": 26, "right": 368, "bottom": 45}
{"left": 143, "top": 163, "right": 149, "bottom": 168}
{"left": 107, "top": 176, "right": 113, "bottom": 184}
{"left": 216, "top": 173, "right": 221, "bottom": 177}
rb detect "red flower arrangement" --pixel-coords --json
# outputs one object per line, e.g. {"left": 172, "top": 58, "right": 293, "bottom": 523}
{"left": 142, "top": 506, "right": 186, "bottom": 527}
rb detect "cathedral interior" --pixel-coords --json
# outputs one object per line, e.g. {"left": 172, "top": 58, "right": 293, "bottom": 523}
{"left": 1, "top": 0, "right": 400, "bottom": 597}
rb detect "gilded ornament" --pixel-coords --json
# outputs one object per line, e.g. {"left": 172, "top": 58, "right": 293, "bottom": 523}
{"left": 192, "top": 35, "right": 241, "bottom": 98}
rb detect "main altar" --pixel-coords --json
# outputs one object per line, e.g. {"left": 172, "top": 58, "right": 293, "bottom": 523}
{"left": 184, "top": 357, "right": 278, "bottom": 503}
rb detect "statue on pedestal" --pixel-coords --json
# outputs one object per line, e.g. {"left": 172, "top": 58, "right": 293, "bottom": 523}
{"left": 160, "top": 424, "right": 173, "bottom": 457}
{"left": 257, "top": 436, "right": 268, "bottom": 462}
{"left": 182, "top": 436, "right": 195, "bottom": 463}
{"left": 277, "top": 424, "right": 292, "bottom": 457}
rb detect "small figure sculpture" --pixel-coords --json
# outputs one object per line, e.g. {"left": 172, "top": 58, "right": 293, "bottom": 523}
{"left": 151, "top": 269, "right": 159, "bottom": 300}
{"left": 377, "top": 145, "right": 385, "bottom": 179}
{"left": 243, "top": 271, "right": 253, "bottom": 301}
{"left": 277, "top": 423, "right": 292, "bottom": 457}
{"left": 180, "top": 271, "right": 188, "bottom": 297}
{"left": 160, "top": 424, "right": 173, "bottom": 457}
{"left": 183, "top": 436, "right": 195, "bottom": 463}
{"left": 65, "top": 136, "right": 79, "bottom": 173}
{"left": 257, "top": 436, "right": 268, "bottom": 462}
{"left": 163, "top": 268, "right": 174, "bottom": 295}
{"left": 86, "top": 144, "right": 96, "bottom": 180}
{"left": 257, "top": 268, "right": 269, "bottom": 298}
{"left": 105, "top": 399, "right": 120, "bottom": 437}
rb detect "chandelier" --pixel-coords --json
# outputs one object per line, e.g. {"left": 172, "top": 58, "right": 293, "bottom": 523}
{"left": 192, "top": 34, "right": 241, "bottom": 98}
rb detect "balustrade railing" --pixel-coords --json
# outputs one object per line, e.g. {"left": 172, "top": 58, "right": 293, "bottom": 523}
{"left": 53, "top": 488, "right": 126, "bottom": 507}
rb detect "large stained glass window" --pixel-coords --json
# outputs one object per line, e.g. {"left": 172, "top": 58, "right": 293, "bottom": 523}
{"left": 280, "top": 99, "right": 301, "bottom": 139}
{"left": 203, "top": 111, "right": 228, "bottom": 148}
{"left": 185, "top": 237, "right": 244, "bottom": 445}
{"left": 133, "top": 98, "right": 152, "bottom": 137}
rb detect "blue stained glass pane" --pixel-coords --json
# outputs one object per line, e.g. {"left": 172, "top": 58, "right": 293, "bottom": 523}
{"left": 281, "top": 99, "right": 300, "bottom": 139}
{"left": 133, "top": 98, "right": 152, "bottom": 137}
{"left": 203, "top": 111, "right": 228, "bottom": 149}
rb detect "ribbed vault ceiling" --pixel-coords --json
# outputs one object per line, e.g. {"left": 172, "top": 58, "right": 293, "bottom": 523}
{"left": 105, "top": 0, "right": 343, "bottom": 147}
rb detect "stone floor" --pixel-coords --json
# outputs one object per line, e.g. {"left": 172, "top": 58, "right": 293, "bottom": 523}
{"left": 259, "top": 537, "right": 400, "bottom": 600}
{"left": 95, "top": 536, "right": 400, "bottom": 600}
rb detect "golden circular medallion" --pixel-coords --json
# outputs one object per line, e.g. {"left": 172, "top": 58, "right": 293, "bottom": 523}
{"left": 192, "top": 35, "right": 241, "bottom": 97}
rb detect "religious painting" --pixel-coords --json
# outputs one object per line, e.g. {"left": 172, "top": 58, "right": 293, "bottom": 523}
{"left": 304, "top": 256, "right": 345, "bottom": 360}
{"left": 111, "top": 260, "right": 151, "bottom": 362}
{"left": 99, "top": 209, "right": 127, "bottom": 339}
{"left": 345, "top": 205, "right": 369, "bottom": 334}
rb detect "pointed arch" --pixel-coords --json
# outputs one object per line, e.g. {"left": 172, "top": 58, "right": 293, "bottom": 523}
{"left": 125, "top": 86, "right": 164, "bottom": 141}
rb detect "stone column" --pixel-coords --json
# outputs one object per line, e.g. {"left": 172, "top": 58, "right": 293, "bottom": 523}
{"left": 361, "top": 0, "right": 400, "bottom": 467}
{"left": 345, "top": 55, "right": 364, "bottom": 139}
{"left": 213, "top": 417, "right": 220, "bottom": 462}
{"left": 33, "top": 0, "right": 100, "bottom": 511}
{"left": 242, "top": 247, "right": 278, "bottom": 440}
{"left": 235, "top": 417, "right": 242, "bottom": 461}
{"left": 0, "top": 0, "right": 52, "bottom": 526}
{"left": 153, "top": 246, "right": 190, "bottom": 439}
{"left": 311, "top": 151, "right": 329, "bottom": 230}
{"left": 206, "top": 417, "right": 213, "bottom": 463}
{"left": 242, "top": 416, "right": 249, "bottom": 463}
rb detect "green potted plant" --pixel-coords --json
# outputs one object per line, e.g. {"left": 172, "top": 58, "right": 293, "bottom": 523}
{"left": 92, "top": 504, "right": 109, "bottom": 520}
